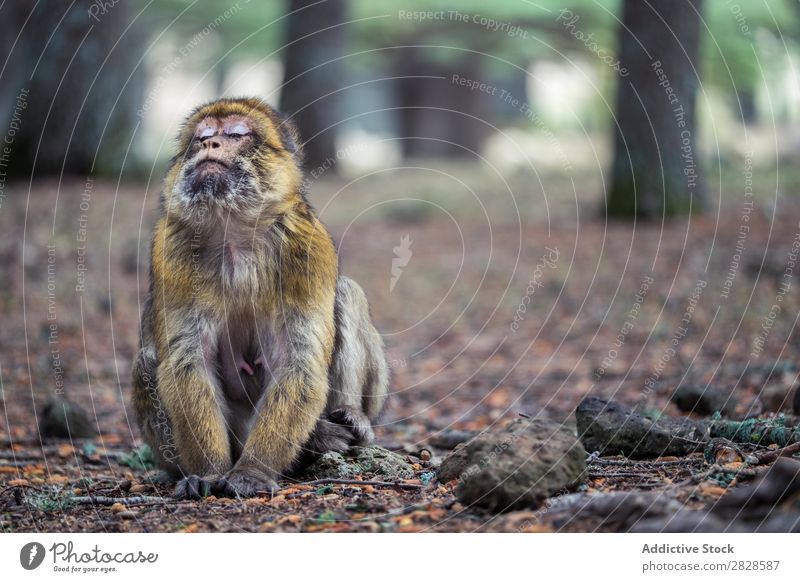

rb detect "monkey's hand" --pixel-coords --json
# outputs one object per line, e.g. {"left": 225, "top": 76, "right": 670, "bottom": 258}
{"left": 214, "top": 466, "right": 279, "bottom": 498}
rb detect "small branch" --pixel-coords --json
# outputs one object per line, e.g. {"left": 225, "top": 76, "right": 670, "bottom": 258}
{"left": 587, "top": 471, "right": 651, "bottom": 479}
{"left": 0, "top": 451, "right": 43, "bottom": 460}
{"left": 589, "top": 457, "right": 703, "bottom": 467}
{"left": 677, "top": 464, "right": 760, "bottom": 487}
{"left": 71, "top": 495, "right": 172, "bottom": 506}
{"left": 750, "top": 440, "right": 800, "bottom": 465}
{"left": 291, "top": 478, "right": 425, "bottom": 490}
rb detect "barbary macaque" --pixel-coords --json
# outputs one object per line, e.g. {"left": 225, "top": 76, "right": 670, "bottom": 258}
{"left": 132, "top": 98, "right": 388, "bottom": 498}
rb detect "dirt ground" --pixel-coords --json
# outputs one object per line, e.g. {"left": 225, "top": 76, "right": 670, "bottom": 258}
{"left": 1, "top": 162, "right": 799, "bottom": 532}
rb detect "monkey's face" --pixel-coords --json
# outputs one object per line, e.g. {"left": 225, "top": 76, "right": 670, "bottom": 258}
{"left": 166, "top": 98, "right": 302, "bottom": 224}
{"left": 184, "top": 115, "right": 256, "bottom": 200}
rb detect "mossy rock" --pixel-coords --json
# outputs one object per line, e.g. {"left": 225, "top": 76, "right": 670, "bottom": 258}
{"left": 306, "top": 445, "right": 414, "bottom": 480}
{"left": 439, "top": 418, "right": 586, "bottom": 512}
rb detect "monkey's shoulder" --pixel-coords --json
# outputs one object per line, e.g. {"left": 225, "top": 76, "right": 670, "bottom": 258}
{"left": 269, "top": 208, "right": 338, "bottom": 305}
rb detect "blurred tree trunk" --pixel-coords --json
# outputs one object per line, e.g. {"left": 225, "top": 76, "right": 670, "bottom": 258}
{"left": 0, "top": 1, "right": 143, "bottom": 178}
{"left": 608, "top": 0, "right": 706, "bottom": 218}
{"left": 737, "top": 89, "right": 757, "bottom": 125}
{"left": 394, "top": 49, "right": 490, "bottom": 159}
{"left": 281, "top": 0, "right": 347, "bottom": 171}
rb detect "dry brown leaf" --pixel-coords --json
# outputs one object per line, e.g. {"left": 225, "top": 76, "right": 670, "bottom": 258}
{"left": 700, "top": 484, "right": 727, "bottom": 497}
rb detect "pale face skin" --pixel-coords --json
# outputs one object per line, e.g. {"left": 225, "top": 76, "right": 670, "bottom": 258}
{"left": 189, "top": 115, "right": 256, "bottom": 176}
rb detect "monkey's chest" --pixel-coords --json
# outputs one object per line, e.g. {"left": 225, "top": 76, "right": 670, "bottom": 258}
{"left": 220, "top": 242, "right": 263, "bottom": 294}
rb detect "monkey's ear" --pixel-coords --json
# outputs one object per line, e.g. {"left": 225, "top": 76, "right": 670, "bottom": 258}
{"left": 277, "top": 115, "right": 303, "bottom": 162}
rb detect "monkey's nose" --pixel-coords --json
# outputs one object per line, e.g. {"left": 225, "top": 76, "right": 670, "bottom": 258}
{"left": 201, "top": 137, "right": 222, "bottom": 150}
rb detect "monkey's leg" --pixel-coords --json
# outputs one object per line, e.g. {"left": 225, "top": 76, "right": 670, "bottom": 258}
{"left": 156, "top": 316, "right": 232, "bottom": 498}
{"left": 327, "top": 276, "right": 389, "bottom": 445}
{"left": 132, "top": 346, "right": 182, "bottom": 477}
{"left": 216, "top": 309, "right": 332, "bottom": 497}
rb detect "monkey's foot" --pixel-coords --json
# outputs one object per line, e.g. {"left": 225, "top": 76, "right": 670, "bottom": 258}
{"left": 174, "top": 474, "right": 219, "bottom": 500}
{"left": 329, "top": 407, "right": 375, "bottom": 445}
{"left": 215, "top": 467, "right": 279, "bottom": 498}
{"left": 306, "top": 418, "right": 353, "bottom": 454}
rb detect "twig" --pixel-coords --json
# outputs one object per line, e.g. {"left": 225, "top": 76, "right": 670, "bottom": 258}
{"left": 70, "top": 495, "right": 173, "bottom": 506}
{"left": 750, "top": 440, "right": 800, "bottom": 465}
{"left": 676, "top": 464, "right": 760, "bottom": 487}
{"left": 290, "top": 478, "right": 425, "bottom": 490}
{"left": 587, "top": 471, "right": 649, "bottom": 479}
{"left": 589, "top": 457, "right": 703, "bottom": 467}
{"left": 0, "top": 451, "right": 43, "bottom": 460}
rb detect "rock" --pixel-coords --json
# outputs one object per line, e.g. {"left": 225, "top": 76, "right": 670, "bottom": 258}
{"left": 759, "top": 383, "right": 795, "bottom": 413}
{"left": 539, "top": 491, "right": 695, "bottom": 531}
{"left": 631, "top": 510, "right": 729, "bottom": 533}
{"left": 576, "top": 397, "right": 707, "bottom": 458}
{"left": 39, "top": 396, "right": 97, "bottom": 438}
{"left": 428, "top": 429, "right": 479, "bottom": 450}
{"left": 713, "top": 457, "right": 800, "bottom": 521}
{"left": 305, "top": 446, "right": 414, "bottom": 480}
{"left": 437, "top": 441, "right": 472, "bottom": 483}
{"left": 439, "top": 418, "right": 586, "bottom": 512}
{"left": 634, "top": 458, "right": 800, "bottom": 533}
{"left": 671, "top": 384, "right": 736, "bottom": 416}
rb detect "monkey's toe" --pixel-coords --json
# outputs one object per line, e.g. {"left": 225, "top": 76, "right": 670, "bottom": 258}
{"left": 214, "top": 467, "right": 278, "bottom": 498}
{"left": 174, "top": 475, "right": 214, "bottom": 500}
{"left": 329, "top": 407, "right": 374, "bottom": 445}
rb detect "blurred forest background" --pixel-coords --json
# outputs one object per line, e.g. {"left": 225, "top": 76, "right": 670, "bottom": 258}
{"left": 2, "top": 0, "right": 800, "bottom": 532}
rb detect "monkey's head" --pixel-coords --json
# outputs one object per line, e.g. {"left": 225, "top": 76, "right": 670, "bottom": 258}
{"left": 164, "top": 97, "right": 303, "bottom": 223}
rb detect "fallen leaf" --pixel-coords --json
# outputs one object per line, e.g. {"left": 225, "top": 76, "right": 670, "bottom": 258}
{"left": 700, "top": 484, "right": 727, "bottom": 497}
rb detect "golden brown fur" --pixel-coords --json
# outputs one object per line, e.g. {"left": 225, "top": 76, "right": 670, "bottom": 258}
{"left": 132, "top": 97, "right": 387, "bottom": 498}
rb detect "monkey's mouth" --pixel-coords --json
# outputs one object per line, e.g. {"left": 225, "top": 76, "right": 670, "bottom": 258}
{"left": 188, "top": 159, "right": 247, "bottom": 200}
{"left": 194, "top": 159, "right": 229, "bottom": 173}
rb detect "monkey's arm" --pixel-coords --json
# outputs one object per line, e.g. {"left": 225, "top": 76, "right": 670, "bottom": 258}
{"left": 153, "top": 305, "right": 232, "bottom": 478}
{"left": 220, "top": 302, "right": 335, "bottom": 495}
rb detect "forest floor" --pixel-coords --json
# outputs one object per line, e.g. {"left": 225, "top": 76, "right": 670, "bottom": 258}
{"left": 1, "top": 163, "right": 800, "bottom": 532}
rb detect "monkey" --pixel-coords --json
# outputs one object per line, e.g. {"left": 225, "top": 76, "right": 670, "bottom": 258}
{"left": 131, "top": 97, "right": 388, "bottom": 499}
